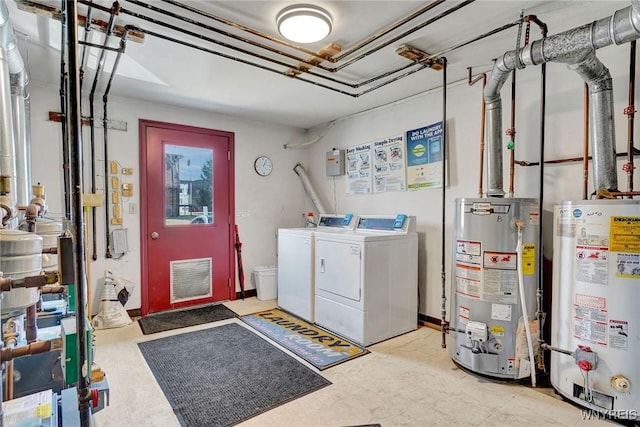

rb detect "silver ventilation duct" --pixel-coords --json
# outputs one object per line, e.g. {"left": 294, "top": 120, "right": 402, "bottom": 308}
{"left": 293, "top": 163, "right": 329, "bottom": 215}
{"left": 12, "top": 75, "right": 29, "bottom": 206}
{"left": 485, "top": 0, "right": 640, "bottom": 195}
{"left": 0, "top": 1, "right": 28, "bottom": 208}
{"left": 0, "top": 48, "right": 16, "bottom": 200}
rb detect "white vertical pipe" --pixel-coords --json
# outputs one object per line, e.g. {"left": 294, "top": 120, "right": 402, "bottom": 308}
{"left": 517, "top": 227, "right": 536, "bottom": 387}
{"left": 11, "top": 76, "right": 28, "bottom": 206}
{"left": 293, "top": 163, "right": 329, "bottom": 215}
{"left": 0, "top": 48, "right": 16, "bottom": 200}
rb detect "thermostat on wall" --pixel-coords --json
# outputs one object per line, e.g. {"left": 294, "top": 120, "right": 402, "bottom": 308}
{"left": 326, "top": 149, "right": 345, "bottom": 176}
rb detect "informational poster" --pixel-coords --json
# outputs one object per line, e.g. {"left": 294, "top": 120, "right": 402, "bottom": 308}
{"left": 406, "top": 121, "right": 444, "bottom": 190}
{"left": 372, "top": 134, "right": 406, "bottom": 193}
{"left": 345, "top": 143, "right": 372, "bottom": 195}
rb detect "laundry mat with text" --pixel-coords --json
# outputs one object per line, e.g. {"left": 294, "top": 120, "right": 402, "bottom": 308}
{"left": 241, "top": 308, "right": 369, "bottom": 370}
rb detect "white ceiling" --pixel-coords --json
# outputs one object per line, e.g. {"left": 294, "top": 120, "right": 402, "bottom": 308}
{"left": 6, "top": 0, "right": 631, "bottom": 129}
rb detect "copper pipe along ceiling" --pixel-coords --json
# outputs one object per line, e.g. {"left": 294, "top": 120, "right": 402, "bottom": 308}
{"left": 115, "top": 0, "right": 469, "bottom": 74}
{"left": 70, "top": 0, "right": 519, "bottom": 97}
{"left": 117, "top": 1, "right": 472, "bottom": 87}
{"left": 156, "top": 0, "right": 448, "bottom": 64}
{"left": 626, "top": 40, "right": 636, "bottom": 196}
{"left": 583, "top": 83, "right": 590, "bottom": 200}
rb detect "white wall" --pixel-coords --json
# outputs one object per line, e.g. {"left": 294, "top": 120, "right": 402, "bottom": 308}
{"left": 26, "top": 16, "right": 640, "bottom": 320}
{"left": 305, "top": 42, "right": 639, "bottom": 320}
{"left": 28, "top": 81, "right": 308, "bottom": 314}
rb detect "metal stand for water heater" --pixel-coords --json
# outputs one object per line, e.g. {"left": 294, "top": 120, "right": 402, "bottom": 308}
{"left": 449, "top": 198, "right": 539, "bottom": 380}
{"left": 551, "top": 200, "right": 639, "bottom": 420}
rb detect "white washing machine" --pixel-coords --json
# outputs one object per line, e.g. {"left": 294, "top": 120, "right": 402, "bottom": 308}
{"left": 277, "top": 214, "right": 357, "bottom": 322}
{"left": 314, "top": 214, "right": 418, "bottom": 346}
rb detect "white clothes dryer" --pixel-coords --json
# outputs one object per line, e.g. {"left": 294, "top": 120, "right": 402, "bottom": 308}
{"left": 314, "top": 215, "right": 418, "bottom": 346}
{"left": 277, "top": 214, "right": 357, "bottom": 322}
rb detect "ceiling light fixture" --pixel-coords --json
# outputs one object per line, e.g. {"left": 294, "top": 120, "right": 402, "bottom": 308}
{"left": 276, "top": 5, "right": 332, "bottom": 44}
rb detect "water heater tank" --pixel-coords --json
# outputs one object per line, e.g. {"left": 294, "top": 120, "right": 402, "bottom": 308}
{"left": 0, "top": 229, "right": 43, "bottom": 314}
{"left": 551, "top": 200, "right": 639, "bottom": 420}
{"left": 34, "top": 218, "right": 63, "bottom": 270}
{"left": 449, "top": 198, "right": 539, "bottom": 380}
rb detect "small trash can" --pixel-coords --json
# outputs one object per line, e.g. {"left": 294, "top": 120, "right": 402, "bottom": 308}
{"left": 253, "top": 265, "right": 278, "bottom": 300}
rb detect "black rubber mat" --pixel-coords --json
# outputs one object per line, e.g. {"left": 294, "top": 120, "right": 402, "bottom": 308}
{"left": 138, "top": 322, "right": 331, "bottom": 426}
{"left": 138, "top": 304, "right": 238, "bottom": 335}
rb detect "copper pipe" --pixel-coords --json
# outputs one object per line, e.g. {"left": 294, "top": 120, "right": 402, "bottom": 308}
{"left": 5, "top": 360, "right": 13, "bottom": 400}
{"left": 0, "top": 340, "right": 52, "bottom": 362}
{"left": 610, "top": 191, "right": 640, "bottom": 197}
{"left": 583, "top": 83, "right": 590, "bottom": 200}
{"left": 508, "top": 70, "right": 516, "bottom": 197}
{"left": 468, "top": 67, "right": 487, "bottom": 196}
{"left": 3, "top": 335, "right": 17, "bottom": 401}
{"left": 25, "top": 303, "right": 37, "bottom": 343}
{"left": 626, "top": 40, "right": 636, "bottom": 196}
{"left": 516, "top": 150, "right": 638, "bottom": 167}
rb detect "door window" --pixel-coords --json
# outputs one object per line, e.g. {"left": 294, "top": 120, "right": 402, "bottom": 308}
{"left": 164, "top": 144, "right": 213, "bottom": 226}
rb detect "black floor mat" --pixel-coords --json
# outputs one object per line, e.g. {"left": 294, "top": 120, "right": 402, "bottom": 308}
{"left": 138, "top": 322, "right": 331, "bottom": 426}
{"left": 138, "top": 304, "right": 238, "bottom": 335}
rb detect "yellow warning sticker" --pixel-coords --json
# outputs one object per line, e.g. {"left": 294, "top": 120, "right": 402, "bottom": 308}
{"left": 610, "top": 217, "right": 640, "bottom": 254}
{"left": 36, "top": 403, "right": 52, "bottom": 418}
{"left": 490, "top": 325, "right": 505, "bottom": 336}
{"left": 522, "top": 244, "right": 536, "bottom": 275}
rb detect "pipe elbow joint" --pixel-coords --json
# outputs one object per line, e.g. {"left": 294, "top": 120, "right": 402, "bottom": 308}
{"left": 25, "top": 203, "right": 39, "bottom": 221}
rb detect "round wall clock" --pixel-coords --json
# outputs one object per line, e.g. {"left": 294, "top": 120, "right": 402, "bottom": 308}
{"left": 254, "top": 155, "right": 273, "bottom": 176}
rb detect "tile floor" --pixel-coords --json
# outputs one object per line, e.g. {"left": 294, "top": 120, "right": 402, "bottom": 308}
{"left": 91, "top": 298, "right": 615, "bottom": 427}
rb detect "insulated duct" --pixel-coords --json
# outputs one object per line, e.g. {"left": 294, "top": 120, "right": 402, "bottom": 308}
{"left": 0, "top": 51, "right": 16, "bottom": 202}
{"left": 293, "top": 163, "right": 328, "bottom": 215}
{"left": 0, "top": 2, "right": 28, "bottom": 207}
{"left": 485, "top": 0, "right": 640, "bottom": 195}
{"left": 11, "top": 75, "right": 29, "bottom": 206}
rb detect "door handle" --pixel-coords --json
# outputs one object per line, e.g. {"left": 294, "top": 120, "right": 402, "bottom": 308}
{"left": 151, "top": 232, "right": 159, "bottom": 240}
{"left": 320, "top": 257, "right": 325, "bottom": 273}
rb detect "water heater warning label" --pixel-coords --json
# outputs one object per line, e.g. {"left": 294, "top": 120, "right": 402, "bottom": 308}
{"left": 574, "top": 293, "right": 608, "bottom": 346}
{"left": 610, "top": 216, "right": 640, "bottom": 253}
{"left": 615, "top": 253, "right": 640, "bottom": 278}
{"left": 575, "top": 245, "right": 609, "bottom": 285}
{"left": 609, "top": 320, "right": 629, "bottom": 350}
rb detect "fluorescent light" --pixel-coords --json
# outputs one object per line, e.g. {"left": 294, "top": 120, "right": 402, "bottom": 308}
{"left": 276, "top": 5, "right": 332, "bottom": 44}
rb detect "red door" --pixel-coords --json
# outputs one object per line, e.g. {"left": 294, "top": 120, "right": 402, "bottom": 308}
{"left": 140, "top": 120, "right": 235, "bottom": 314}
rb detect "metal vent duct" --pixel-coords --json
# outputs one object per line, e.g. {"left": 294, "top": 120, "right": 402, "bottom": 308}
{"left": 485, "top": 0, "right": 640, "bottom": 196}
{"left": 0, "top": 1, "right": 29, "bottom": 208}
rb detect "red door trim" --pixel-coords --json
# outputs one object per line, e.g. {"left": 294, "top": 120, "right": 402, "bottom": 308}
{"left": 139, "top": 119, "right": 236, "bottom": 316}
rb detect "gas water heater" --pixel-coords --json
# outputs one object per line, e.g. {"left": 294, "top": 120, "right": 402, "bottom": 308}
{"left": 449, "top": 198, "right": 539, "bottom": 380}
{"left": 551, "top": 200, "right": 639, "bottom": 420}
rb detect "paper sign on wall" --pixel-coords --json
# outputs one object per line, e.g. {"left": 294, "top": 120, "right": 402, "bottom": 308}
{"left": 345, "top": 143, "right": 372, "bottom": 195}
{"left": 406, "top": 121, "right": 444, "bottom": 190}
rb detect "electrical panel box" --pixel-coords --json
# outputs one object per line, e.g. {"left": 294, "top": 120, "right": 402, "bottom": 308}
{"left": 112, "top": 229, "right": 129, "bottom": 256}
{"left": 326, "top": 149, "right": 345, "bottom": 176}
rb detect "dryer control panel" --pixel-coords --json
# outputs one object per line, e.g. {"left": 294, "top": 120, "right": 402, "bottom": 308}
{"left": 357, "top": 214, "right": 415, "bottom": 233}
{"left": 317, "top": 213, "right": 357, "bottom": 230}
